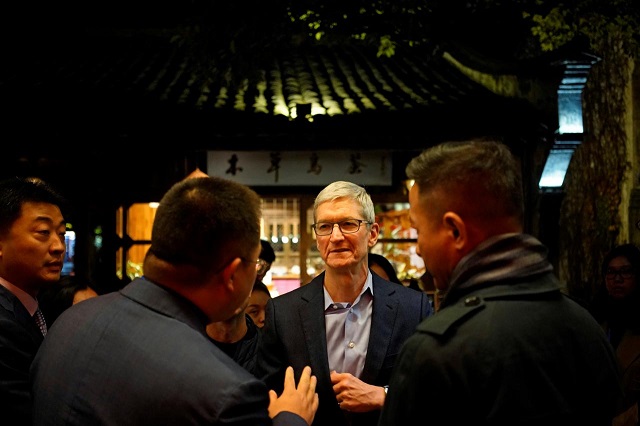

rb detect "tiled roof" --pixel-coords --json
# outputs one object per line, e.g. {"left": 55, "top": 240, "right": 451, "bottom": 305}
{"left": 2, "top": 34, "right": 545, "bottom": 151}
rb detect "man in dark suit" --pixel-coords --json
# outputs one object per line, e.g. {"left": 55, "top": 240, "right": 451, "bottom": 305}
{"left": 256, "top": 180, "right": 433, "bottom": 426}
{"left": 31, "top": 176, "right": 318, "bottom": 425}
{"left": 0, "top": 177, "right": 67, "bottom": 426}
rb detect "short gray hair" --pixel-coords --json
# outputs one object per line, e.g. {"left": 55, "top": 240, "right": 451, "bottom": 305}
{"left": 313, "top": 181, "right": 375, "bottom": 223}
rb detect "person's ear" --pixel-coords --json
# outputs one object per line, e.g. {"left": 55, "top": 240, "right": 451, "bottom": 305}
{"left": 443, "top": 212, "right": 466, "bottom": 249}
{"left": 220, "top": 257, "right": 243, "bottom": 291}
{"left": 368, "top": 222, "right": 380, "bottom": 248}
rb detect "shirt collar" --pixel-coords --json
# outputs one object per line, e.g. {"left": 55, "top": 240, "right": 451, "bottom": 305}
{"left": 323, "top": 271, "right": 374, "bottom": 311}
{"left": 0, "top": 276, "right": 39, "bottom": 315}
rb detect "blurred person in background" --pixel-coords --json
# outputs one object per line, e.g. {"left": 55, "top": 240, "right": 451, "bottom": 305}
{"left": 367, "top": 252, "right": 402, "bottom": 285}
{"left": 257, "top": 239, "right": 276, "bottom": 283}
{"left": 591, "top": 243, "right": 640, "bottom": 426}
{"left": 206, "top": 273, "right": 264, "bottom": 374}
{"left": 246, "top": 280, "right": 272, "bottom": 328}
{"left": 38, "top": 275, "right": 98, "bottom": 326}
{"left": 209, "top": 238, "right": 276, "bottom": 369}
{"left": 245, "top": 239, "right": 276, "bottom": 328}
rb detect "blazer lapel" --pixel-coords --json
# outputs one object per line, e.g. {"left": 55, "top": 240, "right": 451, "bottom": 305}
{"left": 360, "top": 278, "right": 396, "bottom": 383}
{"left": 299, "top": 277, "right": 333, "bottom": 386}
{"left": 0, "top": 285, "right": 44, "bottom": 344}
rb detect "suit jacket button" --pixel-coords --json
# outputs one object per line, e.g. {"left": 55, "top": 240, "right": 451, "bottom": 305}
{"left": 464, "top": 296, "right": 480, "bottom": 306}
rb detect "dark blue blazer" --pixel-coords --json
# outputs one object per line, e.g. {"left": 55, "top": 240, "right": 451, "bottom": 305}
{"left": 256, "top": 272, "right": 433, "bottom": 426}
{"left": 30, "top": 277, "right": 306, "bottom": 426}
{"left": 0, "top": 284, "right": 44, "bottom": 426}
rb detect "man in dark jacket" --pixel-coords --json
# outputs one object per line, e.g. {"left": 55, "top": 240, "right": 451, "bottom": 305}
{"left": 378, "top": 139, "right": 623, "bottom": 425}
{"left": 207, "top": 293, "right": 262, "bottom": 375}
{"left": 0, "top": 177, "right": 67, "bottom": 426}
{"left": 257, "top": 181, "right": 433, "bottom": 426}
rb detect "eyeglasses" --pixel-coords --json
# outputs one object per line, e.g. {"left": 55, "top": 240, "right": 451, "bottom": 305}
{"left": 241, "top": 258, "right": 269, "bottom": 273}
{"left": 605, "top": 268, "right": 635, "bottom": 280}
{"left": 311, "top": 219, "right": 371, "bottom": 236}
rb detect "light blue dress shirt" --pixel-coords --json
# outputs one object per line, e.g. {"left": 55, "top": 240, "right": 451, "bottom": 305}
{"left": 324, "top": 272, "right": 374, "bottom": 377}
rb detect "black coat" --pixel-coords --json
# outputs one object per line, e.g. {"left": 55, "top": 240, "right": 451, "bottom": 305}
{"left": 379, "top": 272, "right": 624, "bottom": 426}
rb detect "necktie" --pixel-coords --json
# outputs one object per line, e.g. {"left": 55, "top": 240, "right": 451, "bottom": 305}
{"left": 34, "top": 308, "right": 47, "bottom": 336}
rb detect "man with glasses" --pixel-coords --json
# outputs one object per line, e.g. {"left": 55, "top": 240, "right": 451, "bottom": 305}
{"left": 256, "top": 180, "right": 433, "bottom": 426}
{"left": 31, "top": 176, "right": 318, "bottom": 425}
{"left": 592, "top": 243, "right": 640, "bottom": 425}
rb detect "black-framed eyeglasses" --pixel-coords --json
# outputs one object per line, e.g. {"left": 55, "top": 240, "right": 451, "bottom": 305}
{"left": 605, "top": 268, "right": 635, "bottom": 280}
{"left": 311, "top": 219, "right": 371, "bottom": 236}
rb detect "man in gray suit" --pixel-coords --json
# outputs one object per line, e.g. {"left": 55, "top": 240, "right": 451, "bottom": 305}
{"left": 31, "top": 176, "right": 318, "bottom": 425}
{"left": 256, "top": 181, "right": 433, "bottom": 426}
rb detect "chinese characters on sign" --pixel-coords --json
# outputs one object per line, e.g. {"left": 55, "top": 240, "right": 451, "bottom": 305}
{"left": 225, "top": 154, "right": 242, "bottom": 175}
{"left": 207, "top": 151, "right": 392, "bottom": 186}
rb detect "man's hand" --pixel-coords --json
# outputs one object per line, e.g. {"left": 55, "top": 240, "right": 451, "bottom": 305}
{"left": 269, "top": 366, "right": 319, "bottom": 425}
{"left": 330, "top": 370, "right": 385, "bottom": 413}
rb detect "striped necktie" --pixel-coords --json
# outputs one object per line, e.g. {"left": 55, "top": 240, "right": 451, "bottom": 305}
{"left": 34, "top": 308, "right": 47, "bottom": 336}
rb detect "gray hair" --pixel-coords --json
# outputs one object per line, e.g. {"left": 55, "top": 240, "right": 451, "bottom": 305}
{"left": 313, "top": 181, "right": 375, "bottom": 223}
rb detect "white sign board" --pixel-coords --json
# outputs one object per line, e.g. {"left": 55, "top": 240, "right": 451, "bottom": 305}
{"left": 207, "top": 151, "right": 393, "bottom": 186}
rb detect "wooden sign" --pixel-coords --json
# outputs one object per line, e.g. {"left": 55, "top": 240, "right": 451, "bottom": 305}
{"left": 207, "top": 151, "right": 393, "bottom": 186}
